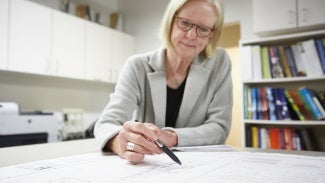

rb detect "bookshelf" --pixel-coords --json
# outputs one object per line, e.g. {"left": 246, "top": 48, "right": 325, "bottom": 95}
{"left": 240, "top": 29, "right": 325, "bottom": 152}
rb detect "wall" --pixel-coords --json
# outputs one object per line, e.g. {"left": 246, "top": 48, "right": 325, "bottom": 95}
{"left": 119, "top": 0, "right": 257, "bottom": 54}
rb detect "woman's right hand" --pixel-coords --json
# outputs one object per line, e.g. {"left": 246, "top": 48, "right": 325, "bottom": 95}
{"left": 106, "top": 121, "right": 163, "bottom": 162}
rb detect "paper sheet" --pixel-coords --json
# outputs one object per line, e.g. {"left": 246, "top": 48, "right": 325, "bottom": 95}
{"left": 0, "top": 151, "right": 324, "bottom": 183}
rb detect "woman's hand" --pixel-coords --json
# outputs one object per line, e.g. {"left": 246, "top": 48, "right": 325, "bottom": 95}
{"left": 107, "top": 121, "right": 163, "bottom": 162}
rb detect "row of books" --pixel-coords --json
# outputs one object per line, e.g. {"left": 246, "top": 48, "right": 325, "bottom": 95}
{"left": 243, "top": 86, "right": 325, "bottom": 121}
{"left": 241, "top": 38, "right": 325, "bottom": 80}
{"left": 246, "top": 126, "right": 318, "bottom": 151}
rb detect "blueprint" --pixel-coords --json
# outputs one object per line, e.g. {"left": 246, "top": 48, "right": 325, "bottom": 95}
{"left": 0, "top": 150, "right": 325, "bottom": 183}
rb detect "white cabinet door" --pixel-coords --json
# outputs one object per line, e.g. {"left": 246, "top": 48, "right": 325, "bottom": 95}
{"left": 110, "top": 30, "right": 135, "bottom": 82}
{"left": 298, "top": 0, "right": 325, "bottom": 27}
{"left": 253, "top": 0, "right": 297, "bottom": 33}
{"left": 52, "top": 10, "right": 86, "bottom": 79}
{"left": 0, "top": 0, "right": 8, "bottom": 70}
{"left": 85, "top": 22, "right": 114, "bottom": 82}
{"left": 8, "top": 0, "right": 52, "bottom": 75}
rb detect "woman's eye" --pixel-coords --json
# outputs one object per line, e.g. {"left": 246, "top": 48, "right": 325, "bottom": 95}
{"left": 181, "top": 20, "right": 191, "bottom": 27}
{"left": 198, "top": 26, "right": 209, "bottom": 33}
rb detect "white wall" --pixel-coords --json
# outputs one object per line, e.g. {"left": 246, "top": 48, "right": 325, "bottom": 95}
{"left": 118, "top": 0, "right": 257, "bottom": 54}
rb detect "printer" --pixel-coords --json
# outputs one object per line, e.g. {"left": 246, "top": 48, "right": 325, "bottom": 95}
{"left": 0, "top": 102, "right": 62, "bottom": 147}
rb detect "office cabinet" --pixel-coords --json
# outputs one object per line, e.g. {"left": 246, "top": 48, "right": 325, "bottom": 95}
{"left": 253, "top": 0, "right": 325, "bottom": 36}
{"left": 5, "top": 0, "right": 134, "bottom": 84}
{"left": 297, "top": 0, "right": 325, "bottom": 27}
{"left": 240, "top": 30, "right": 325, "bottom": 151}
{"left": 8, "top": 0, "right": 52, "bottom": 75}
{"left": 52, "top": 10, "right": 86, "bottom": 79}
{"left": 110, "top": 30, "right": 135, "bottom": 82}
{"left": 85, "top": 22, "right": 114, "bottom": 82}
{"left": 0, "top": 0, "right": 8, "bottom": 70}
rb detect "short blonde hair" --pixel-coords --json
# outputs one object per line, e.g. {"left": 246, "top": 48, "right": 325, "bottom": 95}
{"left": 160, "top": 0, "right": 224, "bottom": 58}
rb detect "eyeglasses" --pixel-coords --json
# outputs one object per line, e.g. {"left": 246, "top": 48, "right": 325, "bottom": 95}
{"left": 174, "top": 15, "right": 214, "bottom": 38}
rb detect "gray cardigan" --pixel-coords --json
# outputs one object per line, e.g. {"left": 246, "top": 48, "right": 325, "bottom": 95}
{"left": 94, "top": 47, "right": 233, "bottom": 150}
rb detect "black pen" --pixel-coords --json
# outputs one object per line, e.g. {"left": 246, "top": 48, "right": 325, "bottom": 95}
{"left": 155, "top": 139, "right": 182, "bottom": 165}
{"left": 135, "top": 120, "right": 182, "bottom": 165}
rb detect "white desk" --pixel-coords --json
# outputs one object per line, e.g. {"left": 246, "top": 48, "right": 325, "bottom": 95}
{"left": 0, "top": 138, "right": 98, "bottom": 167}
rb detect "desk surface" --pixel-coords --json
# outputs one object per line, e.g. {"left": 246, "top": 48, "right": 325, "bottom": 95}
{"left": 0, "top": 139, "right": 324, "bottom": 167}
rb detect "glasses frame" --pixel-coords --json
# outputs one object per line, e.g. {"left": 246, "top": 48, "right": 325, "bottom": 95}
{"left": 174, "top": 15, "right": 215, "bottom": 38}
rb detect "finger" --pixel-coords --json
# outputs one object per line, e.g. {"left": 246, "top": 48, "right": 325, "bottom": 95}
{"left": 119, "top": 128, "right": 161, "bottom": 154}
{"left": 122, "top": 122, "right": 161, "bottom": 154}
{"left": 123, "top": 151, "right": 145, "bottom": 163}
{"left": 125, "top": 121, "right": 159, "bottom": 141}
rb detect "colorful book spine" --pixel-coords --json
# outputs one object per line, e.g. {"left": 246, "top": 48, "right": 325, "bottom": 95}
{"left": 261, "top": 47, "right": 272, "bottom": 79}
{"left": 284, "top": 46, "right": 298, "bottom": 77}
{"left": 315, "top": 38, "right": 325, "bottom": 74}
{"left": 268, "top": 46, "right": 284, "bottom": 78}
{"left": 285, "top": 89, "right": 305, "bottom": 120}
{"left": 251, "top": 126, "right": 259, "bottom": 148}
{"left": 269, "top": 128, "right": 280, "bottom": 149}
{"left": 289, "top": 90, "right": 314, "bottom": 120}
{"left": 299, "top": 87, "right": 325, "bottom": 120}
{"left": 250, "top": 87, "right": 257, "bottom": 120}
{"left": 266, "top": 87, "right": 276, "bottom": 120}
{"left": 278, "top": 45, "right": 292, "bottom": 77}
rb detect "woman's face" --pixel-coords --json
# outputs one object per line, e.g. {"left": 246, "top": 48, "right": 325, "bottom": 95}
{"left": 170, "top": 0, "right": 216, "bottom": 60}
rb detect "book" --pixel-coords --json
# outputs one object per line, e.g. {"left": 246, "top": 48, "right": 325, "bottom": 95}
{"left": 285, "top": 89, "right": 305, "bottom": 120}
{"left": 312, "top": 95, "right": 325, "bottom": 118}
{"left": 250, "top": 87, "right": 257, "bottom": 120}
{"left": 299, "top": 128, "right": 318, "bottom": 151}
{"left": 288, "top": 90, "right": 314, "bottom": 120}
{"left": 273, "top": 88, "right": 289, "bottom": 120}
{"left": 269, "top": 128, "right": 281, "bottom": 149}
{"left": 283, "top": 128, "right": 293, "bottom": 150}
{"left": 268, "top": 46, "right": 284, "bottom": 78}
{"left": 315, "top": 91, "right": 325, "bottom": 109}
{"left": 284, "top": 46, "right": 298, "bottom": 77}
{"left": 243, "top": 86, "right": 249, "bottom": 119}
{"left": 252, "top": 45, "right": 263, "bottom": 80}
{"left": 259, "top": 127, "right": 268, "bottom": 149}
{"left": 261, "top": 47, "right": 272, "bottom": 79}
{"left": 300, "top": 39, "right": 323, "bottom": 77}
{"left": 260, "top": 87, "right": 269, "bottom": 120}
{"left": 266, "top": 87, "right": 276, "bottom": 120}
{"left": 299, "top": 87, "right": 325, "bottom": 120}
{"left": 256, "top": 88, "right": 262, "bottom": 119}
{"left": 277, "top": 45, "right": 292, "bottom": 77}
{"left": 245, "top": 126, "right": 252, "bottom": 147}
{"left": 241, "top": 46, "right": 253, "bottom": 81}
{"left": 291, "top": 130, "right": 302, "bottom": 151}
{"left": 315, "top": 38, "right": 325, "bottom": 74}
{"left": 291, "top": 43, "right": 307, "bottom": 76}
{"left": 278, "top": 88, "right": 290, "bottom": 120}
{"left": 251, "top": 126, "right": 259, "bottom": 148}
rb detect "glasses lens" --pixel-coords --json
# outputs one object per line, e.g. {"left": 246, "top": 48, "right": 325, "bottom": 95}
{"left": 177, "top": 19, "right": 192, "bottom": 31}
{"left": 176, "top": 16, "right": 213, "bottom": 37}
{"left": 197, "top": 26, "right": 211, "bottom": 37}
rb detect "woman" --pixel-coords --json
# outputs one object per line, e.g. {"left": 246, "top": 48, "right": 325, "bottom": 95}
{"left": 94, "top": 0, "right": 232, "bottom": 163}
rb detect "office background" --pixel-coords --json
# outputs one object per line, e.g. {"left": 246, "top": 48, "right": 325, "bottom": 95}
{"left": 0, "top": 0, "right": 265, "bottom": 148}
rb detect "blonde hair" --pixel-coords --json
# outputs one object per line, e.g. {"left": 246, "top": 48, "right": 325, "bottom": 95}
{"left": 160, "top": 0, "right": 224, "bottom": 58}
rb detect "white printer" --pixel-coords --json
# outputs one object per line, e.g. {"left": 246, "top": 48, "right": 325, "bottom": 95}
{"left": 0, "top": 102, "right": 62, "bottom": 147}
